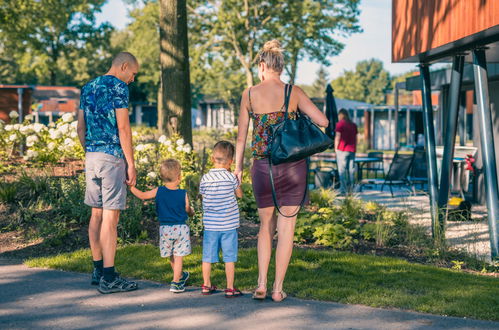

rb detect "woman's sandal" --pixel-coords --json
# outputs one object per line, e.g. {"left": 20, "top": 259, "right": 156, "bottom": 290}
{"left": 224, "top": 288, "right": 243, "bottom": 298}
{"left": 271, "top": 290, "right": 288, "bottom": 302}
{"left": 201, "top": 285, "right": 217, "bottom": 295}
{"left": 252, "top": 286, "right": 267, "bottom": 300}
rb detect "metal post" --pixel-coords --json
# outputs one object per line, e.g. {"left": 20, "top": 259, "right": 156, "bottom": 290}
{"left": 472, "top": 48, "right": 499, "bottom": 259}
{"left": 394, "top": 85, "right": 399, "bottom": 148}
{"left": 17, "top": 88, "right": 24, "bottom": 123}
{"left": 419, "top": 63, "right": 440, "bottom": 239}
{"left": 438, "top": 55, "right": 465, "bottom": 223}
{"left": 458, "top": 94, "right": 466, "bottom": 146}
{"left": 135, "top": 105, "right": 143, "bottom": 125}
{"left": 388, "top": 107, "right": 392, "bottom": 149}
{"left": 406, "top": 107, "right": 411, "bottom": 145}
{"left": 370, "top": 108, "right": 375, "bottom": 149}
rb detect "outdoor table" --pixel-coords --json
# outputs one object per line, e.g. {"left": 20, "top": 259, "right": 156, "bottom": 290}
{"left": 310, "top": 156, "right": 383, "bottom": 181}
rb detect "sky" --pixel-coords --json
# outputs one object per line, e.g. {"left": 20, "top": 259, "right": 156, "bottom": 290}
{"left": 95, "top": 0, "right": 419, "bottom": 85}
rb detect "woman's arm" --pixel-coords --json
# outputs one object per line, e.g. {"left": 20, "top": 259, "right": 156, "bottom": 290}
{"left": 130, "top": 186, "right": 158, "bottom": 200}
{"left": 185, "top": 194, "right": 195, "bottom": 216}
{"left": 295, "top": 87, "right": 329, "bottom": 127}
{"left": 234, "top": 88, "right": 251, "bottom": 182}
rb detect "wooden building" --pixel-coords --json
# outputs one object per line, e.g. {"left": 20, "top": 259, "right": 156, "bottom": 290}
{"left": 392, "top": 0, "right": 499, "bottom": 258}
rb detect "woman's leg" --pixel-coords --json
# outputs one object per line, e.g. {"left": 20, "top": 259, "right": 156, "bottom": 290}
{"left": 256, "top": 207, "right": 277, "bottom": 290}
{"left": 273, "top": 206, "right": 297, "bottom": 299}
{"left": 336, "top": 150, "right": 348, "bottom": 194}
{"left": 346, "top": 152, "right": 355, "bottom": 193}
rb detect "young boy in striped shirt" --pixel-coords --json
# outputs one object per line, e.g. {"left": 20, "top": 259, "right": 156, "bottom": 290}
{"left": 199, "top": 141, "right": 243, "bottom": 297}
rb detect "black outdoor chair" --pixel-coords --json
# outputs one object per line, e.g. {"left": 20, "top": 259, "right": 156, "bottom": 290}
{"left": 408, "top": 146, "right": 428, "bottom": 190}
{"left": 359, "top": 150, "right": 415, "bottom": 197}
{"left": 313, "top": 167, "right": 340, "bottom": 190}
{"left": 364, "top": 151, "right": 384, "bottom": 178}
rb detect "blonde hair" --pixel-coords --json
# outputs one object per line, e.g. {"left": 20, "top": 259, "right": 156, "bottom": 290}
{"left": 258, "top": 40, "right": 284, "bottom": 73}
{"left": 160, "top": 159, "right": 181, "bottom": 182}
{"left": 213, "top": 141, "right": 235, "bottom": 164}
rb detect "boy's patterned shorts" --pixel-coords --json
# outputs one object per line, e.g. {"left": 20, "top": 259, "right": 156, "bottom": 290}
{"left": 159, "top": 224, "right": 191, "bottom": 257}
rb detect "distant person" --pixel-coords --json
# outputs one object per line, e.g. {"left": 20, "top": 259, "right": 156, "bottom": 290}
{"left": 335, "top": 108, "right": 357, "bottom": 195}
{"left": 77, "top": 52, "right": 139, "bottom": 294}
{"left": 199, "top": 141, "right": 243, "bottom": 298}
{"left": 234, "top": 40, "right": 328, "bottom": 302}
{"left": 130, "top": 159, "right": 195, "bottom": 293}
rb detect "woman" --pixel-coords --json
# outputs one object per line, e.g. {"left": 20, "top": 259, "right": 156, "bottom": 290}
{"left": 234, "top": 40, "right": 328, "bottom": 302}
{"left": 335, "top": 109, "right": 357, "bottom": 194}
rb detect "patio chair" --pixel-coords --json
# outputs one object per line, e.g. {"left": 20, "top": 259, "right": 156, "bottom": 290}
{"left": 359, "top": 150, "right": 415, "bottom": 197}
{"left": 364, "top": 151, "right": 384, "bottom": 178}
{"left": 408, "top": 146, "right": 428, "bottom": 190}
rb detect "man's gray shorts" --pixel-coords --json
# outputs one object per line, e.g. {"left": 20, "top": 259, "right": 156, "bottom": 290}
{"left": 84, "top": 152, "right": 127, "bottom": 210}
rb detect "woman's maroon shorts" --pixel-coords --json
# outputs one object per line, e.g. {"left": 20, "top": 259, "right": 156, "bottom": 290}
{"left": 250, "top": 158, "right": 308, "bottom": 209}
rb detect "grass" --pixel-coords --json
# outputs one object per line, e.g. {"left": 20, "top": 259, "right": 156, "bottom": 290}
{"left": 25, "top": 244, "right": 499, "bottom": 321}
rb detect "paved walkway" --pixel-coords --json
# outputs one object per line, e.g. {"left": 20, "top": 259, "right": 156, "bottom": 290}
{"left": 1, "top": 259, "right": 497, "bottom": 329}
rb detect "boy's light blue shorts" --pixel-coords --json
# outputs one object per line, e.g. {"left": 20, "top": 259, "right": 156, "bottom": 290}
{"left": 202, "top": 229, "right": 238, "bottom": 263}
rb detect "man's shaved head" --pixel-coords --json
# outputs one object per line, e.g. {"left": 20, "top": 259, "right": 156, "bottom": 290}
{"left": 112, "top": 52, "right": 138, "bottom": 67}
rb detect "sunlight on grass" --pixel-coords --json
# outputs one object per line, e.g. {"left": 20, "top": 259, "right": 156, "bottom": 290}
{"left": 26, "top": 244, "right": 499, "bottom": 321}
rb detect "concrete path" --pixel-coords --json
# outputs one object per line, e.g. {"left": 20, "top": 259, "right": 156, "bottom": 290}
{"left": 1, "top": 259, "right": 497, "bottom": 329}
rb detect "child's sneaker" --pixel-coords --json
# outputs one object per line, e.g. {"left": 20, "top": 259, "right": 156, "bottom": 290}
{"left": 180, "top": 271, "right": 190, "bottom": 285}
{"left": 170, "top": 281, "right": 185, "bottom": 293}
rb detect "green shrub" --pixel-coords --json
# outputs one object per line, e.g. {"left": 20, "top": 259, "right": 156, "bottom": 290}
{"left": 0, "top": 182, "right": 18, "bottom": 204}
{"left": 313, "top": 223, "right": 357, "bottom": 248}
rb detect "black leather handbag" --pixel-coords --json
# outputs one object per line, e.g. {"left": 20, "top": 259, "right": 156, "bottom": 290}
{"left": 268, "top": 84, "right": 334, "bottom": 217}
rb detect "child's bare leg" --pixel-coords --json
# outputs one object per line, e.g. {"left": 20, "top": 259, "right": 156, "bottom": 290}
{"left": 170, "top": 255, "right": 183, "bottom": 282}
{"left": 225, "top": 262, "right": 235, "bottom": 289}
{"left": 202, "top": 262, "right": 212, "bottom": 287}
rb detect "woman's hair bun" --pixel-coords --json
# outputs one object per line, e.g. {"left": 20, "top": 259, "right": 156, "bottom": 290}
{"left": 262, "top": 40, "right": 283, "bottom": 53}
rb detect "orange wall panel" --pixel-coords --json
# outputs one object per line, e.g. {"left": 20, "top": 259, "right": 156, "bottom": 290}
{"left": 392, "top": 0, "right": 499, "bottom": 62}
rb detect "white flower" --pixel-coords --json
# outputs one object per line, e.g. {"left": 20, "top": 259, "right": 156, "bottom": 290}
{"left": 61, "top": 113, "right": 74, "bottom": 123}
{"left": 147, "top": 172, "right": 157, "bottom": 179}
{"left": 135, "top": 144, "right": 146, "bottom": 152}
{"left": 58, "top": 123, "right": 70, "bottom": 135}
{"left": 139, "top": 157, "right": 148, "bottom": 164}
{"left": 70, "top": 121, "right": 78, "bottom": 129}
{"left": 33, "top": 123, "right": 44, "bottom": 133}
{"left": 47, "top": 142, "right": 56, "bottom": 150}
{"left": 182, "top": 144, "right": 192, "bottom": 153}
{"left": 70, "top": 131, "right": 78, "bottom": 138}
{"left": 48, "top": 122, "right": 56, "bottom": 128}
{"left": 13, "top": 124, "right": 20, "bottom": 130}
{"left": 176, "top": 138, "right": 184, "bottom": 146}
{"left": 158, "top": 135, "right": 167, "bottom": 144}
{"left": 24, "top": 114, "right": 34, "bottom": 122}
{"left": 167, "top": 146, "right": 174, "bottom": 153}
{"left": 132, "top": 131, "right": 138, "bottom": 137}
{"left": 26, "top": 135, "right": 39, "bottom": 147}
{"left": 23, "top": 149, "right": 38, "bottom": 160}
{"left": 9, "top": 111, "right": 19, "bottom": 119}
{"left": 176, "top": 145, "right": 183, "bottom": 152}
{"left": 49, "top": 128, "right": 62, "bottom": 139}
{"left": 164, "top": 139, "right": 172, "bottom": 146}
{"left": 5, "top": 125, "right": 13, "bottom": 132}
{"left": 64, "top": 138, "right": 75, "bottom": 147}
{"left": 9, "top": 134, "right": 17, "bottom": 142}
{"left": 19, "top": 125, "right": 32, "bottom": 134}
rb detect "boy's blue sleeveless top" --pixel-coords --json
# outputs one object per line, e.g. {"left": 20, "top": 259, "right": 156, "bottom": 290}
{"left": 155, "top": 186, "right": 188, "bottom": 225}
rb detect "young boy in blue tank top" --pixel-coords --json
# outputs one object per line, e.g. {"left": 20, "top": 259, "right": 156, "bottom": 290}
{"left": 199, "top": 141, "right": 243, "bottom": 297}
{"left": 130, "top": 159, "right": 194, "bottom": 293}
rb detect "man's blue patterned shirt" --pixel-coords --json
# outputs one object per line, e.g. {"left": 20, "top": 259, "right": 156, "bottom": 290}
{"left": 80, "top": 75, "right": 129, "bottom": 158}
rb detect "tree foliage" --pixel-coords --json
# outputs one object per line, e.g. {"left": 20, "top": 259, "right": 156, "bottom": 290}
{"left": 331, "top": 59, "right": 391, "bottom": 105}
{"left": 0, "top": 0, "right": 114, "bottom": 86}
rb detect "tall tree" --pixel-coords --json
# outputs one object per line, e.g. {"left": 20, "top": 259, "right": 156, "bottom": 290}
{"left": 159, "top": 0, "right": 192, "bottom": 144}
{"left": 188, "top": 0, "right": 361, "bottom": 87}
{"left": 309, "top": 66, "right": 330, "bottom": 98}
{"left": 332, "top": 59, "right": 391, "bottom": 105}
{"left": 0, "top": 0, "right": 113, "bottom": 86}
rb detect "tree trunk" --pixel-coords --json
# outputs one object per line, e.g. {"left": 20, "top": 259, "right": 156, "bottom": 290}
{"left": 245, "top": 68, "right": 254, "bottom": 87}
{"left": 289, "top": 50, "right": 299, "bottom": 85}
{"left": 159, "top": 0, "right": 192, "bottom": 145}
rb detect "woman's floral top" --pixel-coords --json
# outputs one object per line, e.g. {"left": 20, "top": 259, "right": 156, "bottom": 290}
{"left": 250, "top": 111, "right": 297, "bottom": 159}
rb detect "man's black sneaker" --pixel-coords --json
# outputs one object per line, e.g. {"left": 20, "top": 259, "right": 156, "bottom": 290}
{"left": 91, "top": 268, "right": 102, "bottom": 285}
{"left": 180, "top": 271, "right": 190, "bottom": 285}
{"left": 98, "top": 274, "right": 138, "bottom": 294}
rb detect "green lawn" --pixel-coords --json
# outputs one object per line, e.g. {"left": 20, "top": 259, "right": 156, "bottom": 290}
{"left": 26, "top": 244, "right": 499, "bottom": 321}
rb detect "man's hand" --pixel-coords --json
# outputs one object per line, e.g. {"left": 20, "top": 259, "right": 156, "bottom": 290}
{"left": 126, "top": 165, "right": 136, "bottom": 186}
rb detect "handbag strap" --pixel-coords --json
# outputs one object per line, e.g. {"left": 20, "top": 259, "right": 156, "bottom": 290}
{"left": 268, "top": 157, "right": 309, "bottom": 218}
{"left": 283, "top": 84, "right": 293, "bottom": 120}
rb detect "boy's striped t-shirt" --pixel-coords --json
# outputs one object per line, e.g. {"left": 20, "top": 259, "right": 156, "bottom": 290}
{"left": 199, "top": 168, "right": 240, "bottom": 231}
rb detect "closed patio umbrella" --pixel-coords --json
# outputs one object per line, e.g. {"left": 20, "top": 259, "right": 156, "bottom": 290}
{"left": 325, "top": 84, "right": 338, "bottom": 139}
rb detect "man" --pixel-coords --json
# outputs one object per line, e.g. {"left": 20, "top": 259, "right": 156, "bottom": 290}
{"left": 77, "top": 52, "right": 139, "bottom": 294}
